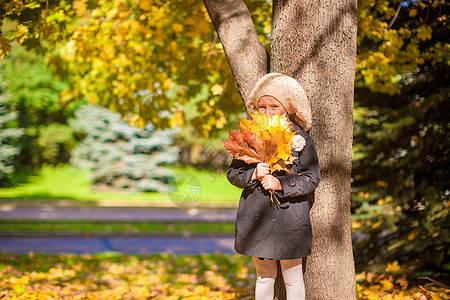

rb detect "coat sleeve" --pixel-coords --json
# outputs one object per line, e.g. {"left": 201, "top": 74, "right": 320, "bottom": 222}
{"left": 275, "top": 136, "right": 321, "bottom": 199}
{"left": 226, "top": 158, "right": 258, "bottom": 189}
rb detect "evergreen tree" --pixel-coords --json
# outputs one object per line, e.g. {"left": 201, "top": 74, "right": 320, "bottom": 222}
{"left": 70, "top": 105, "right": 179, "bottom": 193}
{"left": 0, "top": 79, "right": 24, "bottom": 183}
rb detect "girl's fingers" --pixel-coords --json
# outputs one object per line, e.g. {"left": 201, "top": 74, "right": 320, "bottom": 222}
{"left": 261, "top": 177, "right": 272, "bottom": 189}
{"left": 257, "top": 165, "right": 270, "bottom": 179}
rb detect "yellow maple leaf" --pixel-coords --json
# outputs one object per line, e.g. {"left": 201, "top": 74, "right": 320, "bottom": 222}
{"left": 417, "top": 25, "right": 432, "bottom": 41}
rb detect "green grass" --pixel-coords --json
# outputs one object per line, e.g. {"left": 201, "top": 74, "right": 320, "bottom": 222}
{"left": 0, "top": 220, "right": 234, "bottom": 233}
{"left": 0, "top": 165, "right": 242, "bottom": 204}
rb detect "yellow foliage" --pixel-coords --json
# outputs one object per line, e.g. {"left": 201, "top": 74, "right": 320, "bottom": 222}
{"left": 409, "top": 9, "right": 418, "bottom": 17}
{"left": 356, "top": 0, "right": 444, "bottom": 96}
{"left": 169, "top": 111, "right": 185, "bottom": 128}
{"left": 377, "top": 180, "right": 389, "bottom": 188}
{"left": 172, "top": 23, "right": 184, "bottom": 33}
{"left": 210, "top": 84, "right": 224, "bottom": 96}
{"left": 0, "top": 36, "right": 12, "bottom": 58}
{"left": 408, "top": 231, "right": 419, "bottom": 241}
{"left": 2, "top": 253, "right": 448, "bottom": 299}
{"left": 372, "top": 220, "right": 383, "bottom": 229}
{"left": 140, "top": 0, "right": 152, "bottom": 11}
{"left": 417, "top": 25, "right": 432, "bottom": 41}
{"left": 352, "top": 221, "right": 362, "bottom": 230}
{"left": 385, "top": 261, "right": 401, "bottom": 272}
{"left": 356, "top": 267, "right": 450, "bottom": 300}
{"left": 163, "top": 78, "right": 175, "bottom": 90}
{"left": 0, "top": 0, "right": 271, "bottom": 136}
{"left": 1, "top": 0, "right": 445, "bottom": 137}
{"left": 380, "top": 278, "right": 395, "bottom": 291}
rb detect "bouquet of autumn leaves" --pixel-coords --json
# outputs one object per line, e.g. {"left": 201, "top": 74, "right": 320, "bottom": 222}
{"left": 223, "top": 112, "right": 305, "bottom": 204}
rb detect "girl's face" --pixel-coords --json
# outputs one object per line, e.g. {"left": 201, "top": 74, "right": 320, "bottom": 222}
{"left": 257, "top": 95, "right": 287, "bottom": 116}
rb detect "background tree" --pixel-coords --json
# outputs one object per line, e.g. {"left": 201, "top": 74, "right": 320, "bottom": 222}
{"left": 352, "top": 0, "right": 449, "bottom": 276}
{"left": 1, "top": 0, "right": 272, "bottom": 136}
{"left": 70, "top": 104, "right": 179, "bottom": 192}
{"left": 204, "top": 0, "right": 358, "bottom": 299}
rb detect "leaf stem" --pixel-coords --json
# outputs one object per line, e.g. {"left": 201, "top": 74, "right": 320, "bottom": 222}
{"left": 270, "top": 190, "right": 281, "bottom": 205}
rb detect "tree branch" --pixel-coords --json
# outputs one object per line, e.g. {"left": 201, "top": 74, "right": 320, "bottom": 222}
{"left": 388, "top": 3, "right": 402, "bottom": 29}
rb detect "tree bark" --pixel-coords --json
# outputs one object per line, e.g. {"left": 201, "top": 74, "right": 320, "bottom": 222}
{"left": 272, "top": 1, "right": 357, "bottom": 298}
{"left": 203, "top": 0, "right": 269, "bottom": 103}
{"left": 204, "top": 0, "right": 358, "bottom": 299}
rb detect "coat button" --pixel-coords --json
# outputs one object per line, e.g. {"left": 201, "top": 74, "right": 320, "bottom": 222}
{"left": 290, "top": 178, "right": 296, "bottom": 186}
{"left": 271, "top": 216, "right": 276, "bottom": 221}
{"left": 254, "top": 215, "right": 259, "bottom": 219}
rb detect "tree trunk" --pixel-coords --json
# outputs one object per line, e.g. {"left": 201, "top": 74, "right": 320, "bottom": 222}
{"left": 204, "top": 0, "right": 358, "bottom": 298}
{"left": 203, "top": 0, "right": 269, "bottom": 103}
{"left": 271, "top": 0, "right": 358, "bottom": 299}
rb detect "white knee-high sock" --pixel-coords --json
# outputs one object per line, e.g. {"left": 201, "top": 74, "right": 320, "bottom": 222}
{"left": 282, "top": 263, "right": 305, "bottom": 300}
{"left": 255, "top": 276, "right": 275, "bottom": 300}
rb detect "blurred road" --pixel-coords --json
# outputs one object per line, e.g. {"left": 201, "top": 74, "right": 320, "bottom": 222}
{"left": 0, "top": 206, "right": 237, "bottom": 254}
{"left": 0, "top": 207, "right": 237, "bottom": 222}
{"left": 0, "top": 235, "right": 235, "bottom": 254}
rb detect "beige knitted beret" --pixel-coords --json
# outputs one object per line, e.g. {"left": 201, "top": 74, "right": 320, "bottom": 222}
{"left": 246, "top": 73, "right": 311, "bottom": 131}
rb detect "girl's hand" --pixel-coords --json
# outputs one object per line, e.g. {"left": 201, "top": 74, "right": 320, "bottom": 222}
{"left": 251, "top": 163, "right": 270, "bottom": 181}
{"left": 261, "top": 175, "right": 283, "bottom": 191}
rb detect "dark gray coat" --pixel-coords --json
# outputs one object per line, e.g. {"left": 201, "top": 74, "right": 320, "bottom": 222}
{"left": 227, "top": 124, "right": 321, "bottom": 260}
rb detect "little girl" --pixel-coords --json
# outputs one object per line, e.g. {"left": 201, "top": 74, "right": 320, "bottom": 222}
{"left": 227, "top": 73, "right": 321, "bottom": 300}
